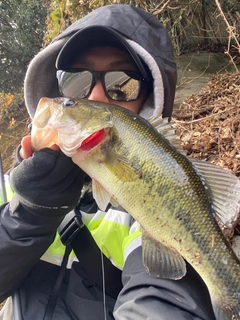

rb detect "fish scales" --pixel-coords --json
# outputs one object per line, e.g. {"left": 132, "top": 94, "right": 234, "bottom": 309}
{"left": 94, "top": 106, "right": 240, "bottom": 305}
{"left": 32, "top": 98, "right": 240, "bottom": 320}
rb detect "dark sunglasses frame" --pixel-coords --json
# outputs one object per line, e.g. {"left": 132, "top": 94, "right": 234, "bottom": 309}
{"left": 57, "top": 68, "right": 147, "bottom": 102}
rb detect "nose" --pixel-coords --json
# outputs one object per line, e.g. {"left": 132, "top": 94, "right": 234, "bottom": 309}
{"left": 88, "top": 80, "right": 109, "bottom": 103}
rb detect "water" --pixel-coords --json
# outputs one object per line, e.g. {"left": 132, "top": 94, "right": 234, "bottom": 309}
{"left": 174, "top": 52, "right": 239, "bottom": 108}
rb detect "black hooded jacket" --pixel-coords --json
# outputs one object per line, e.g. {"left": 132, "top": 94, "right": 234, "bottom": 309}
{"left": 24, "top": 4, "right": 176, "bottom": 120}
{"left": 0, "top": 4, "right": 215, "bottom": 320}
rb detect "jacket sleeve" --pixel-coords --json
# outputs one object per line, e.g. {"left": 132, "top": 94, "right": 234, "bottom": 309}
{"left": 0, "top": 196, "right": 65, "bottom": 302}
{"left": 114, "top": 246, "right": 216, "bottom": 320}
{"left": 0, "top": 147, "right": 84, "bottom": 303}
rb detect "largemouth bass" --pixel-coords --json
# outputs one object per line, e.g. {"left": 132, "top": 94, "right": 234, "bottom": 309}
{"left": 32, "top": 97, "right": 240, "bottom": 320}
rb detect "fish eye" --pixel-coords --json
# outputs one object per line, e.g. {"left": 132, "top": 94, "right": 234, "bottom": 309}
{"left": 63, "top": 99, "right": 75, "bottom": 107}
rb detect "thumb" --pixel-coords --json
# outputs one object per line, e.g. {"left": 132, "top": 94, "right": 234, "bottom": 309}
{"left": 20, "top": 135, "right": 60, "bottom": 159}
{"left": 20, "top": 136, "right": 32, "bottom": 159}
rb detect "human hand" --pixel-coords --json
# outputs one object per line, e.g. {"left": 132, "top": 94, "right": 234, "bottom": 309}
{"left": 20, "top": 135, "right": 59, "bottom": 159}
{"left": 10, "top": 135, "right": 84, "bottom": 213}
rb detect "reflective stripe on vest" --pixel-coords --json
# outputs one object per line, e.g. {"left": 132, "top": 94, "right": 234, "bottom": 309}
{"left": 0, "top": 175, "right": 14, "bottom": 204}
{"left": 41, "top": 207, "right": 142, "bottom": 269}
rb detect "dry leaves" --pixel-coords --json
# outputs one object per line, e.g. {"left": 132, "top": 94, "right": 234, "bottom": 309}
{"left": 172, "top": 71, "right": 240, "bottom": 240}
{"left": 172, "top": 71, "right": 240, "bottom": 176}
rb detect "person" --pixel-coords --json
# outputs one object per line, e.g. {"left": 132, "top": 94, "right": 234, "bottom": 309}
{"left": 0, "top": 4, "right": 216, "bottom": 320}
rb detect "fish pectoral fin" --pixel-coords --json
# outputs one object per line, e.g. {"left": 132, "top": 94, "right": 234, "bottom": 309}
{"left": 142, "top": 229, "right": 186, "bottom": 280}
{"left": 106, "top": 154, "right": 141, "bottom": 182}
{"left": 109, "top": 197, "right": 120, "bottom": 209}
{"left": 92, "top": 179, "right": 119, "bottom": 211}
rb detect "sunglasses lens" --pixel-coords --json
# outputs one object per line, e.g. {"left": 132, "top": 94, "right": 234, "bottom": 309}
{"left": 58, "top": 70, "right": 93, "bottom": 99}
{"left": 104, "top": 71, "right": 141, "bottom": 101}
{"left": 57, "top": 70, "right": 142, "bottom": 101}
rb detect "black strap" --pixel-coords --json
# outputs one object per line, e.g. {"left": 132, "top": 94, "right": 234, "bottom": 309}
{"left": 58, "top": 211, "right": 123, "bottom": 299}
{"left": 44, "top": 244, "right": 72, "bottom": 320}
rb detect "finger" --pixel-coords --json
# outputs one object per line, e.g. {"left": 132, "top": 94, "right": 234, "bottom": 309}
{"left": 51, "top": 144, "right": 60, "bottom": 151}
{"left": 20, "top": 136, "right": 33, "bottom": 159}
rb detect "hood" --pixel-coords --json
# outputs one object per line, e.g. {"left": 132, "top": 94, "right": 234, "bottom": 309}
{"left": 24, "top": 4, "right": 177, "bottom": 120}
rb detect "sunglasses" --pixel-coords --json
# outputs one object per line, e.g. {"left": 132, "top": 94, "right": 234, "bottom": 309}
{"left": 57, "top": 69, "right": 146, "bottom": 102}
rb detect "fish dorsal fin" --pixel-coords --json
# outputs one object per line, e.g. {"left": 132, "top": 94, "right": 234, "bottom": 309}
{"left": 191, "top": 158, "right": 240, "bottom": 228}
{"left": 148, "top": 116, "right": 185, "bottom": 154}
{"left": 142, "top": 229, "right": 186, "bottom": 280}
{"left": 92, "top": 179, "right": 119, "bottom": 211}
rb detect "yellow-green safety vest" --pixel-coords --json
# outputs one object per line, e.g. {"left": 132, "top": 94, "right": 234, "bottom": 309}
{"left": 42, "top": 208, "right": 142, "bottom": 270}
{"left": 0, "top": 176, "right": 142, "bottom": 270}
{"left": 0, "top": 175, "right": 14, "bottom": 204}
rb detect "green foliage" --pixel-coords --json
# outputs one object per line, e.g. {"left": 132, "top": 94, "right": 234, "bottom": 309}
{"left": 0, "top": 0, "right": 48, "bottom": 93}
{"left": 43, "top": 0, "right": 146, "bottom": 45}
{"left": 45, "top": 0, "right": 240, "bottom": 56}
{"left": 0, "top": 0, "right": 238, "bottom": 92}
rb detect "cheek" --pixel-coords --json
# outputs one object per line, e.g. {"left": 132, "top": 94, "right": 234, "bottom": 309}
{"left": 115, "top": 101, "right": 142, "bottom": 113}
{"left": 111, "top": 92, "right": 149, "bottom": 114}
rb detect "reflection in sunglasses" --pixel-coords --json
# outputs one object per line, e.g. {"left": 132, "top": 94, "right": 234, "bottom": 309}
{"left": 57, "top": 69, "right": 145, "bottom": 102}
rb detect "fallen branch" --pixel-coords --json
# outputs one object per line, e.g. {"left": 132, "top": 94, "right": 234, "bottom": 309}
{"left": 215, "top": 0, "right": 240, "bottom": 71}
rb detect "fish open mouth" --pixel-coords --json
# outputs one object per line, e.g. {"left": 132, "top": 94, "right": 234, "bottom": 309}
{"left": 78, "top": 129, "right": 105, "bottom": 151}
